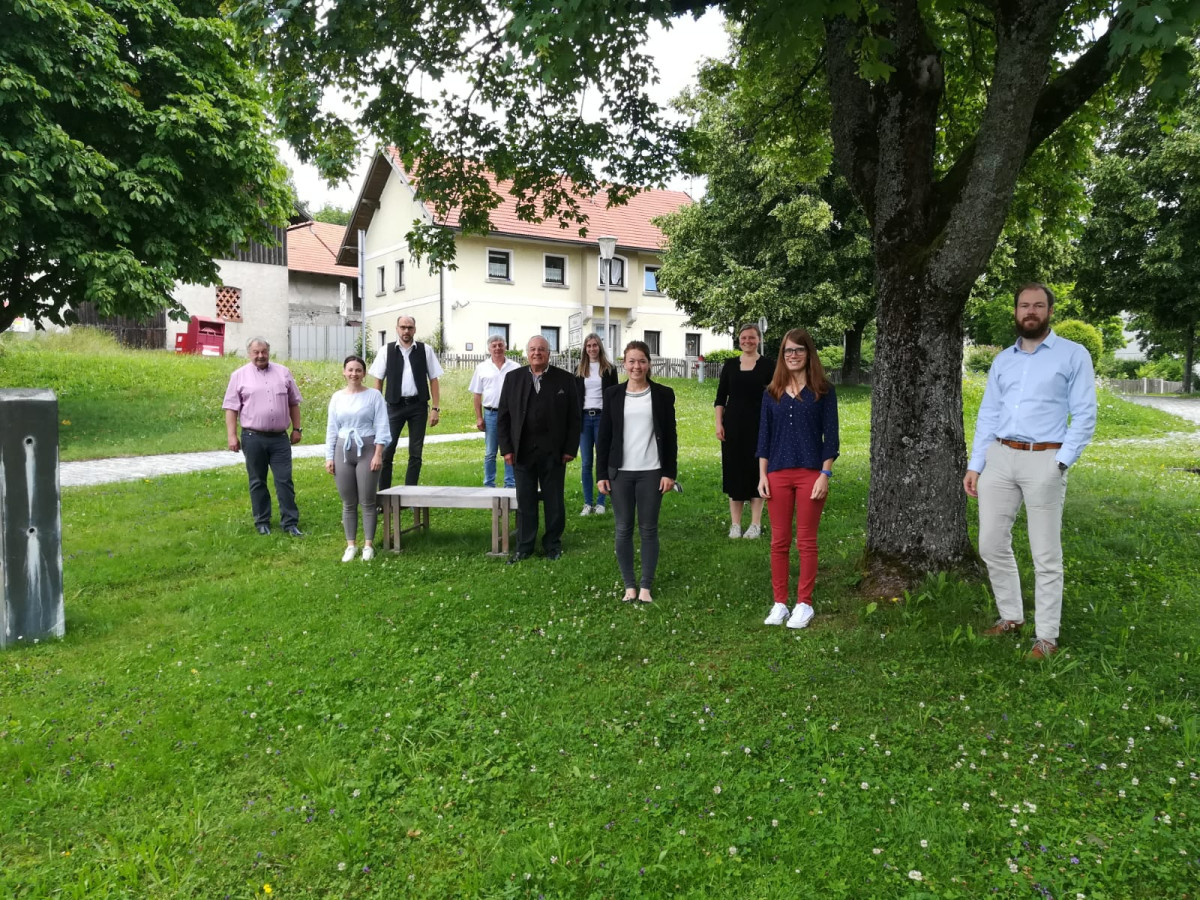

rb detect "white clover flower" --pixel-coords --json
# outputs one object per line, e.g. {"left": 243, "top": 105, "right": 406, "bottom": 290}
{"left": 728, "top": 846, "right": 737, "bottom": 856}
{"left": 713, "top": 785, "right": 722, "bottom": 795}
{"left": 872, "top": 848, "right": 883, "bottom": 855}
{"left": 908, "top": 870, "right": 923, "bottom": 881}
{"left": 920, "top": 839, "right": 928, "bottom": 848}
{"left": 861, "top": 782, "right": 870, "bottom": 790}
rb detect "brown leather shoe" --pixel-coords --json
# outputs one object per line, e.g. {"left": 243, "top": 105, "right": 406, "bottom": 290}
{"left": 1028, "top": 639, "right": 1058, "bottom": 660}
{"left": 983, "top": 618, "right": 1024, "bottom": 636}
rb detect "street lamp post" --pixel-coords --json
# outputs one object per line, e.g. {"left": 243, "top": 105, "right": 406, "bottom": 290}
{"left": 597, "top": 235, "right": 617, "bottom": 351}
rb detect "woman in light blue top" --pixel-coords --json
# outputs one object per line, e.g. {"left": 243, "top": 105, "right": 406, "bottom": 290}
{"left": 324, "top": 355, "right": 392, "bottom": 562}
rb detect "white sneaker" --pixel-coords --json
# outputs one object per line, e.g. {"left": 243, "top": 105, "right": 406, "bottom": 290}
{"left": 580, "top": 505, "right": 593, "bottom": 516}
{"left": 743, "top": 524, "right": 762, "bottom": 539}
{"left": 729, "top": 524, "right": 743, "bottom": 539}
{"left": 786, "top": 603, "right": 814, "bottom": 629}
{"left": 361, "top": 546, "right": 375, "bottom": 562}
{"left": 763, "top": 603, "right": 790, "bottom": 626}
{"left": 341, "top": 545, "right": 357, "bottom": 563}
{"left": 594, "top": 504, "right": 608, "bottom": 515}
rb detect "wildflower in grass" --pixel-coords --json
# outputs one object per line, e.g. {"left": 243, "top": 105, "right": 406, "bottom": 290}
{"left": 1132, "top": 777, "right": 1139, "bottom": 785}
{"left": 263, "top": 886, "right": 272, "bottom": 895}
{"left": 338, "top": 862, "right": 346, "bottom": 871}
{"left": 962, "top": 802, "right": 970, "bottom": 810}
{"left": 908, "top": 870, "right": 923, "bottom": 881}
{"left": 728, "top": 846, "right": 737, "bottom": 856}
{"left": 872, "top": 848, "right": 883, "bottom": 855}
{"left": 713, "top": 785, "right": 721, "bottom": 795}
{"left": 920, "top": 839, "right": 928, "bottom": 848}
{"left": 861, "top": 782, "right": 869, "bottom": 790}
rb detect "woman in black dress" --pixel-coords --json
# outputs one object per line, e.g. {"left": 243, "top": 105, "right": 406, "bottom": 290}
{"left": 714, "top": 323, "right": 774, "bottom": 539}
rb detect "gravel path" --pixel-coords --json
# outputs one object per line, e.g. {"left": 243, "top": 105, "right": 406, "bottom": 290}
{"left": 1119, "top": 394, "right": 1200, "bottom": 425}
{"left": 60, "top": 432, "right": 483, "bottom": 488}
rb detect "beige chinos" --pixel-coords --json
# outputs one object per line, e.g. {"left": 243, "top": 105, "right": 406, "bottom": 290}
{"left": 977, "top": 441, "right": 1069, "bottom": 643}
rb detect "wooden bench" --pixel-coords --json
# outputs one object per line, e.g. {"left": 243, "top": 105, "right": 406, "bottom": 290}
{"left": 377, "top": 486, "right": 518, "bottom": 556}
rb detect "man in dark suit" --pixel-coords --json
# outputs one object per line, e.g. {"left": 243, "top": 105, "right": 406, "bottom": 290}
{"left": 497, "top": 335, "right": 581, "bottom": 562}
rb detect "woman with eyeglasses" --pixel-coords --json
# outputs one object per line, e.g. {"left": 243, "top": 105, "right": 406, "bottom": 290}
{"left": 714, "top": 323, "right": 774, "bottom": 539}
{"left": 596, "top": 341, "right": 678, "bottom": 604}
{"left": 756, "top": 328, "right": 839, "bottom": 629}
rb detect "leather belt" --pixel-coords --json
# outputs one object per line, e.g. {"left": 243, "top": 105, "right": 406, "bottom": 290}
{"left": 584, "top": 409, "right": 601, "bottom": 416}
{"left": 243, "top": 428, "right": 287, "bottom": 437}
{"left": 998, "top": 438, "right": 1062, "bottom": 451}
{"left": 484, "top": 406, "right": 499, "bottom": 412}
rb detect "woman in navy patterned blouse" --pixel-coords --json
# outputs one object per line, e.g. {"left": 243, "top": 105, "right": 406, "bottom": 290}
{"left": 755, "top": 328, "right": 839, "bottom": 630}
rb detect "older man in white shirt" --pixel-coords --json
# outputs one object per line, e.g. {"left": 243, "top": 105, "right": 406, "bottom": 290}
{"left": 469, "top": 334, "right": 520, "bottom": 487}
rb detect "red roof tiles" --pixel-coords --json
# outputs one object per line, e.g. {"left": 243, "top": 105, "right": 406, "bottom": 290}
{"left": 383, "top": 147, "right": 691, "bottom": 252}
{"left": 287, "top": 221, "right": 358, "bottom": 278}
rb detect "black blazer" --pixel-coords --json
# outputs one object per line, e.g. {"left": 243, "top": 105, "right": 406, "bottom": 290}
{"left": 497, "top": 364, "right": 581, "bottom": 463}
{"left": 596, "top": 380, "right": 678, "bottom": 480}
{"left": 576, "top": 367, "right": 619, "bottom": 411}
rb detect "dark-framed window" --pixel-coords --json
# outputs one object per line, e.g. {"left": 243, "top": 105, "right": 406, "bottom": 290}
{"left": 644, "top": 265, "right": 662, "bottom": 293}
{"left": 644, "top": 330, "right": 661, "bottom": 355}
{"left": 599, "top": 255, "right": 627, "bottom": 289}
{"left": 544, "top": 254, "right": 567, "bottom": 286}
{"left": 487, "top": 249, "right": 513, "bottom": 282}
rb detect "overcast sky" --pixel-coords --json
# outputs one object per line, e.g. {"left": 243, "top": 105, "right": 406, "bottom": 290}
{"left": 282, "top": 8, "right": 730, "bottom": 212}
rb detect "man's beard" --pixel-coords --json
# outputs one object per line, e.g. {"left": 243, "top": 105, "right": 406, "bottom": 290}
{"left": 1015, "top": 316, "right": 1049, "bottom": 340}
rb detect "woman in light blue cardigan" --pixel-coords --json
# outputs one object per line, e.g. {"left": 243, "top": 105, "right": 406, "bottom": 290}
{"left": 325, "top": 355, "right": 392, "bottom": 561}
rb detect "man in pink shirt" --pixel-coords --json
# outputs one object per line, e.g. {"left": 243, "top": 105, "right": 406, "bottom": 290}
{"left": 223, "top": 338, "right": 304, "bottom": 536}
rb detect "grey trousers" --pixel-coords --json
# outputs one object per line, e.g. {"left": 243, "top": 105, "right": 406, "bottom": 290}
{"left": 609, "top": 468, "right": 663, "bottom": 590}
{"left": 334, "top": 437, "right": 381, "bottom": 542}
{"left": 977, "top": 442, "right": 1069, "bottom": 642}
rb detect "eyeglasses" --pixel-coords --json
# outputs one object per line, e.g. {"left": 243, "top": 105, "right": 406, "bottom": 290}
{"left": 782, "top": 347, "right": 808, "bottom": 356}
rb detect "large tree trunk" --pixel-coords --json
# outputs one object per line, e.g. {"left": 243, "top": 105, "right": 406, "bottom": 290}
{"left": 840, "top": 322, "right": 866, "bottom": 385}
{"left": 863, "top": 267, "right": 975, "bottom": 594}
{"left": 1184, "top": 321, "right": 1196, "bottom": 395}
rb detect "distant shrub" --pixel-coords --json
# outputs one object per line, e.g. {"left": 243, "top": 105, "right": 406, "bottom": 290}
{"left": 965, "top": 344, "right": 1001, "bottom": 374}
{"left": 1137, "top": 356, "right": 1184, "bottom": 381}
{"left": 1052, "top": 319, "right": 1102, "bottom": 364}
{"left": 818, "top": 346, "right": 844, "bottom": 372}
{"left": 702, "top": 349, "right": 740, "bottom": 366}
{"left": 1097, "top": 356, "right": 1141, "bottom": 379}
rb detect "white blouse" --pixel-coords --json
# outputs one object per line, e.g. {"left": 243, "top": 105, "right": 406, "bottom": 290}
{"left": 325, "top": 388, "right": 392, "bottom": 462}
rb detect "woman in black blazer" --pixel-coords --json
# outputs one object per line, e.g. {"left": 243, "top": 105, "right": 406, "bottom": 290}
{"left": 575, "top": 333, "right": 619, "bottom": 516}
{"left": 596, "top": 340, "right": 678, "bottom": 604}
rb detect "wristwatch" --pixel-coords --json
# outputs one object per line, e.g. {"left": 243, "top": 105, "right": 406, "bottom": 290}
{"left": 1057, "top": 462, "right": 1067, "bottom": 471}
{"left": 431, "top": 407, "right": 440, "bottom": 412}
{"left": 292, "top": 428, "right": 302, "bottom": 435}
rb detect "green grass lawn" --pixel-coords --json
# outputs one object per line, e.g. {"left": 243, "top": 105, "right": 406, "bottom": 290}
{"left": 1, "top": 335, "right": 1199, "bottom": 897}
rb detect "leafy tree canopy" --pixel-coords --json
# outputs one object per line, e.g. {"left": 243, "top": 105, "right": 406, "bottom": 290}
{"left": 1076, "top": 52, "right": 1200, "bottom": 391}
{"left": 237, "top": 0, "right": 1200, "bottom": 580}
{"left": 0, "top": 0, "right": 292, "bottom": 333}
{"left": 311, "top": 203, "right": 352, "bottom": 226}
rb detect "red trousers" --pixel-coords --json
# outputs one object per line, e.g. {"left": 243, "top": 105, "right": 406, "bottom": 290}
{"left": 766, "top": 468, "right": 827, "bottom": 605}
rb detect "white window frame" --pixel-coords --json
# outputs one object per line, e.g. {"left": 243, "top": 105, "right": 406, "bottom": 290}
{"left": 375, "top": 265, "right": 386, "bottom": 295}
{"left": 598, "top": 254, "right": 628, "bottom": 290}
{"left": 486, "top": 248, "right": 514, "bottom": 283}
{"left": 543, "top": 253, "right": 568, "bottom": 288}
{"left": 394, "top": 259, "right": 406, "bottom": 291}
{"left": 643, "top": 265, "right": 663, "bottom": 295}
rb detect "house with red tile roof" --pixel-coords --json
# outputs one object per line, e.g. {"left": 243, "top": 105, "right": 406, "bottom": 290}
{"left": 337, "top": 147, "right": 731, "bottom": 359}
{"left": 287, "top": 220, "right": 360, "bottom": 327}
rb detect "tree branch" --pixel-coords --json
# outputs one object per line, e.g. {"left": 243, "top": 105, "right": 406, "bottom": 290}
{"left": 824, "top": 15, "right": 880, "bottom": 223}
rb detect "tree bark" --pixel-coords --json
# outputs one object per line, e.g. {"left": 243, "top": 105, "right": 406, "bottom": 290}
{"left": 1184, "top": 321, "right": 1196, "bottom": 395}
{"left": 840, "top": 321, "right": 866, "bottom": 385}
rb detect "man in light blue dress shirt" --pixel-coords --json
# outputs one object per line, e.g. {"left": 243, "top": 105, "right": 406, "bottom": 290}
{"left": 963, "top": 283, "right": 1097, "bottom": 659}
